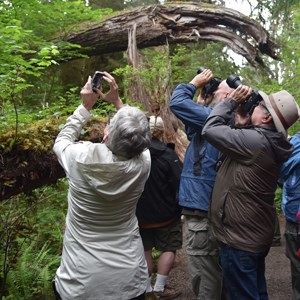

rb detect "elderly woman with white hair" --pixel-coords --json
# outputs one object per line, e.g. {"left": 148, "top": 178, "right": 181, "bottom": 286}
{"left": 52, "top": 72, "right": 151, "bottom": 300}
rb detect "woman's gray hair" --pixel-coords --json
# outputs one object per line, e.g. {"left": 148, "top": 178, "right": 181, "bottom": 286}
{"left": 106, "top": 106, "right": 151, "bottom": 158}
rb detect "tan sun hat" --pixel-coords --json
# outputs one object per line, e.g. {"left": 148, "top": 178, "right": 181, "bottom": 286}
{"left": 149, "top": 116, "right": 164, "bottom": 134}
{"left": 258, "top": 90, "right": 300, "bottom": 137}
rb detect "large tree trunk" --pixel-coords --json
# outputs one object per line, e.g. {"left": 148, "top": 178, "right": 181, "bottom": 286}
{"left": 1, "top": 3, "right": 279, "bottom": 200}
{"left": 62, "top": 3, "right": 278, "bottom": 66}
{"left": 126, "top": 22, "right": 181, "bottom": 145}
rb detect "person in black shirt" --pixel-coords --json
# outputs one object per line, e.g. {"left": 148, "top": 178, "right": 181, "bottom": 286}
{"left": 136, "top": 116, "right": 183, "bottom": 300}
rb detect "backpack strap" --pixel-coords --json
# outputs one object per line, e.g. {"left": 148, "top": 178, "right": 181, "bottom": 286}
{"left": 193, "top": 132, "right": 205, "bottom": 176}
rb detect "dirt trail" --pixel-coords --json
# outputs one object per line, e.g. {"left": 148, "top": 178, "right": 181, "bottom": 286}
{"left": 167, "top": 214, "right": 292, "bottom": 300}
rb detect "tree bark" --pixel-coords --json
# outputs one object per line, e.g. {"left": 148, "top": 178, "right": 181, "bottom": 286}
{"left": 62, "top": 3, "right": 279, "bottom": 66}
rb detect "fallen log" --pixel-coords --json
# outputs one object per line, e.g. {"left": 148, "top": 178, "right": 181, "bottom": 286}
{"left": 61, "top": 3, "right": 279, "bottom": 66}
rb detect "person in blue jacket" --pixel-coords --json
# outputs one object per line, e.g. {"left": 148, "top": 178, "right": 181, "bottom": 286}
{"left": 278, "top": 131, "right": 300, "bottom": 300}
{"left": 169, "top": 69, "right": 234, "bottom": 300}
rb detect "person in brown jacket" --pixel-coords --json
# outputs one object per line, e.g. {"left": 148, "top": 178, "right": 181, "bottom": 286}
{"left": 202, "top": 84, "right": 300, "bottom": 300}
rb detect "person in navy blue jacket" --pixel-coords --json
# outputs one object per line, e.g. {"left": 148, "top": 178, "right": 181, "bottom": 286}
{"left": 278, "top": 131, "right": 300, "bottom": 300}
{"left": 169, "top": 69, "right": 234, "bottom": 300}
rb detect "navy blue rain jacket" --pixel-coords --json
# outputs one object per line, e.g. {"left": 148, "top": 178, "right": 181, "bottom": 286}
{"left": 279, "top": 132, "right": 300, "bottom": 222}
{"left": 169, "top": 83, "right": 219, "bottom": 212}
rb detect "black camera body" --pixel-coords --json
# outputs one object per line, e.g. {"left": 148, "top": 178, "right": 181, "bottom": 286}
{"left": 92, "top": 71, "right": 104, "bottom": 92}
{"left": 226, "top": 75, "right": 262, "bottom": 113}
{"left": 197, "top": 67, "right": 221, "bottom": 95}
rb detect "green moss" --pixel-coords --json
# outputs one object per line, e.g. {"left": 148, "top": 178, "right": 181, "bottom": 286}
{"left": 0, "top": 114, "right": 106, "bottom": 154}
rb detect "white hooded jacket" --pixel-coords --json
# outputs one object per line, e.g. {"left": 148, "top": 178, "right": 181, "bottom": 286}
{"left": 53, "top": 104, "right": 151, "bottom": 300}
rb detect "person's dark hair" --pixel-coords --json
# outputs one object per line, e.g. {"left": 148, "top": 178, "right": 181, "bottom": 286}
{"left": 106, "top": 106, "right": 151, "bottom": 158}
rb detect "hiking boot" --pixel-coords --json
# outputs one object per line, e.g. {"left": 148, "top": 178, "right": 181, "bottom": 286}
{"left": 145, "top": 291, "right": 160, "bottom": 300}
{"left": 154, "top": 287, "right": 182, "bottom": 300}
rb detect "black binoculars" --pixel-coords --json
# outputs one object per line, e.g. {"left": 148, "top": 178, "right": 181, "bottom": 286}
{"left": 197, "top": 67, "right": 221, "bottom": 96}
{"left": 197, "top": 67, "right": 262, "bottom": 113}
{"left": 226, "top": 75, "right": 262, "bottom": 113}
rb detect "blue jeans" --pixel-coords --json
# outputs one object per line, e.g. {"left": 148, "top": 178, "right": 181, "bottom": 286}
{"left": 220, "top": 243, "right": 269, "bottom": 300}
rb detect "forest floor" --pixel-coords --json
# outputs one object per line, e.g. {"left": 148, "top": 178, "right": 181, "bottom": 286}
{"left": 166, "top": 214, "right": 292, "bottom": 300}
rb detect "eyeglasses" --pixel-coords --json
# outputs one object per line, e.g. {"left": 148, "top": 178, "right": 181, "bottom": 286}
{"left": 107, "top": 110, "right": 117, "bottom": 125}
{"left": 258, "top": 101, "right": 270, "bottom": 114}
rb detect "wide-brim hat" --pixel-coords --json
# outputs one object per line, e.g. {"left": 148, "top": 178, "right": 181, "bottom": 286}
{"left": 258, "top": 90, "right": 300, "bottom": 137}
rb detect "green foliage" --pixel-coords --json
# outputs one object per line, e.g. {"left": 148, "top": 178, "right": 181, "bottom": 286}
{"left": 0, "top": 89, "right": 80, "bottom": 153}
{"left": 170, "top": 43, "right": 240, "bottom": 85}
{"left": 274, "top": 187, "right": 283, "bottom": 213}
{"left": 280, "top": 9, "right": 300, "bottom": 97}
{"left": 134, "top": 46, "right": 173, "bottom": 102}
{"left": 0, "top": 0, "right": 112, "bottom": 141}
{"left": 4, "top": 242, "right": 61, "bottom": 300}
{"left": 278, "top": 8, "right": 300, "bottom": 136}
{"left": 0, "top": 19, "right": 53, "bottom": 103}
{"left": 0, "top": 180, "right": 68, "bottom": 300}
{"left": 1, "top": 0, "right": 112, "bottom": 39}
{"left": 152, "top": 248, "right": 162, "bottom": 261}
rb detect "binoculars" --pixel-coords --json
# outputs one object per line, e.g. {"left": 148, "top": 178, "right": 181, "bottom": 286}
{"left": 226, "top": 75, "right": 262, "bottom": 113}
{"left": 197, "top": 67, "right": 221, "bottom": 96}
{"left": 197, "top": 67, "right": 262, "bottom": 113}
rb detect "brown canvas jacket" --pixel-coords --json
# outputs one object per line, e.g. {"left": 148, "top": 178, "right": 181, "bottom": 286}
{"left": 202, "top": 99, "right": 293, "bottom": 252}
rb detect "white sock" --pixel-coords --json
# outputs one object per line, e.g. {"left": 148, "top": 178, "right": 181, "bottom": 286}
{"left": 146, "top": 276, "right": 153, "bottom": 293}
{"left": 153, "top": 274, "right": 168, "bottom": 292}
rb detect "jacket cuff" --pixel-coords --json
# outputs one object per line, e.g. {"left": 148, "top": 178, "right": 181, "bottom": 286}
{"left": 187, "top": 83, "right": 197, "bottom": 93}
{"left": 225, "top": 98, "right": 239, "bottom": 110}
{"left": 73, "top": 104, "right": 93, "bottom": 123}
